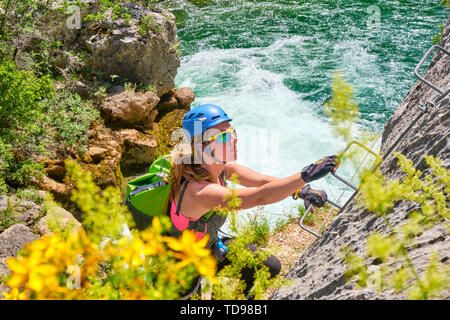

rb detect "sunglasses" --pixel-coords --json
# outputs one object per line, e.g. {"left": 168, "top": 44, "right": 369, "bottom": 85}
{"left": 206, "top": 128, "right": 237, "bottom": 143}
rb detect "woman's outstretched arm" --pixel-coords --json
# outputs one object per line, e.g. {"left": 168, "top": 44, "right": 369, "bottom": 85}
{"left": 224, "top": 162, "right": 279, "bottom": 187}
{"left": 185, "top": 172, "right": 305, "bottom": 219}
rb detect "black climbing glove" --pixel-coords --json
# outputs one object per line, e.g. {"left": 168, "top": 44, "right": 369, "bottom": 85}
{"left": 292, "top": 184, "right": 327, "bottom": 209}
{"left": 300, "top": 155, "right": 339, "bottom": 183}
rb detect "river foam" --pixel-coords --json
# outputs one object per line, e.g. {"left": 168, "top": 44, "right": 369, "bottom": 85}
{"left": 170, "top": 0, "right": 447, "bottom": 231}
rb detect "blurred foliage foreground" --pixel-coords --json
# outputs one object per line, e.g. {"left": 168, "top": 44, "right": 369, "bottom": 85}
{"left": 2, "top": 161, "right": 283, "bottom": 300}
{"left": 2, "top": 160, "right": 218, "bottom": 300}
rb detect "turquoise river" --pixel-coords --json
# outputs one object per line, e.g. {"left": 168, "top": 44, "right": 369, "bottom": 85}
{"left": 160, "top": 0, "right": 448, "bottom": 229}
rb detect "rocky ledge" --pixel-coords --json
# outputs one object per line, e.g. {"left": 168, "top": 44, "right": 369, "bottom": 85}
{"left": 1, "top": 1, "right": 195, "bottom": 297}
{"left": 23, "top": 1, "right": 196, "bottom": 201}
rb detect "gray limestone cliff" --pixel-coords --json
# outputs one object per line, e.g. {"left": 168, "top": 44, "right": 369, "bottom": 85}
{"left": 271, "top": 17, "right": 449, "bottom": 300}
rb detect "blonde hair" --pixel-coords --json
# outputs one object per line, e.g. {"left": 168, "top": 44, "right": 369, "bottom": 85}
{"left": 169, "top": 139, "right": 213, "bottom": 199}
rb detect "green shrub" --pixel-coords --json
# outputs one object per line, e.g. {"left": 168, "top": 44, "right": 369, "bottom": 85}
{"left": 84, "top": 0, "right": 132, "bottom": 24}
{"left": 0, "top": 140, "right": 13, "bottom": 192}
{"left": 0, "top": 59, "right": 54, "bottom": 189}
{"left": 242, "top": 207, "right": 271, "bottom": 246}
{"left": 44, "top": 90, "right": 101, "bottom": 151}
{"left": 0, "top": 197, "right": 18, "bottom": 232}
{"left": 15, "top": 187, "right": 44, "bottom": 204}
{"left": 139, "top": 15, "right": 164, "bottom": 36}
{"left": 0, "top": 59, "right": 54, "bottom": 135}
{"left": 343, "top": 153, "right": 450, "bottom": 299}
{"left": 0, "top": 59, "right": 100, "bottom": 191}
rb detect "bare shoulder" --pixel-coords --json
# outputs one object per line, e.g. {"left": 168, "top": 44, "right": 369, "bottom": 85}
{"left": 186, "top": 179, "right": 228, "bottom": 196}
{"left": 224, "top": 162, "right": 238, "bottom": 178}
{"left": 181, "top": 180, "right": 231, "bottom": 219}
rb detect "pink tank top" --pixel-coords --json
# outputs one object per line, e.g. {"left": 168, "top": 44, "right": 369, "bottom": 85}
{"left": 169, "top": 199, "right": 207, "bottom": 240}
{"left": 169, "top": 174, "right": 226, "bottom": 241}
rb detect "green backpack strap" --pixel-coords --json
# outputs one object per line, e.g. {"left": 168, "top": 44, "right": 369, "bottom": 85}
{"left": 129, "top": 179, "right": 168, "bottom": 197}
{"left": 149, "top": 155, "right": 172, "bottom": 176}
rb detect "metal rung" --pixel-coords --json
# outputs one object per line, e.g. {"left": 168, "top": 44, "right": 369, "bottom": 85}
{"left": 339, "top": 140, "right": 383, "bottom": 173}
{"left": 297, "top": 140, "right": 382, "bottom": 238}
{"left": 329, "top": 140, "right": 382, "bottom": 195}
{"left": 331, "top": 172, "right": 358, "bottom": 191}
{"left": 299, "top": 202, "right": 340, "bottom": 238}
{"left": 414, "top": 45, "right": 450, "bottom": 96}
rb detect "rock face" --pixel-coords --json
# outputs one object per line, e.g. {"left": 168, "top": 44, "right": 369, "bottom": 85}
{"left": 174, "top": 88, "right": 196, "bottom": 108}
{"left": 271, "top": 18, "right": 450, "bottom": 300}
{"left": 101, "top": 89, "right": 160, "bottom": 129}
{"left": 84, "top": 3, "right": 180, "bottom": 96}
{"left": 40, "top": 1, "right": 180, "bottom": 96}
{"left": 35, "top": 206, "right": 82, "bottom": 236}
{"left": 117, "top": 128, "right": 158, "bottom": 175}
{"left": 0, "top": 224, "right": 39, "bottom": 286}
{"left": 0, "top": 191, "right": 47, "bottom": 232}
{"left": 155, "top": 87, "right": 195, "bottom": 121}
{"left": 31, "top": 1, "right": 194, "bottom": 192}
{"left": 0, "top": 223, "right": 39, "bottom": 257}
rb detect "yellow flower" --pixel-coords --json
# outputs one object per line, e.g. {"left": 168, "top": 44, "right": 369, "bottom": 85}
{"left": 5, "top": 229, "right": 103, "bottom": 299}
{"left": 6, "top": 256, "right": 34, "bottom": 288}
{"left": 164, "top": 231, "right": 217, "bottom": 284}
{"left": 151, "top": 217, "right": 163, "bottom": 234}
{"left": 6, "top": 257, "right": 28, "bottom": 276}
{"left": 140, "top": 230, "right": 166, "bottom": 256}
{"left": 164, "top": 230, "right": 211, "bottom": 257}
{"left": 120, "top": 238, "right": 146, "bottom": 267}
{"left": 2, "top": 287, "right": 28, "bottom": 300}
{"left": 27, "top": 264, "right": 59, "bottom": 292}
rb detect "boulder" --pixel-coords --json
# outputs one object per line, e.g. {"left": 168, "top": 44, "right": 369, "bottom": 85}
{"left": 13, "top": 200, "right": 42, "bottom": 226}
{"left": 0, "top": 196, "right": 6, "bottom": 212}
{"left": 174, "top": 87, "right": 195, "bottom": 108}
{"left": 78, "top": 126, "right": 124, "bottom": 190}
{"left": 81, "top": 146, "right": 109, "bottom": 163}
{"left": 101, "top": 89, "right": 160, "bottom": 129}
{"left": 34, "top": 175, "right": 70, "bottom": 202}
{"left": 0, "top": 224, "right": 39, "bottom": 280}
{"left": 34, "top": 206, "right": 82, "bottom": 236}
{"left": 155, "top": 88, "right": 194, "bottom": 121}
{"left": 0, "top": 194, "right": 44, "bottom": 229}
{"left": 156, "top": 87, "right": 195, "bottom": 111}
{"left": 44, "top": 161, "right": 66, "bottom": 181}
{"left": 117, "top": 129, "right": 158, "bottom": 175}
{"left": 39, "top": 1, "right": 180, "bottom": 96}
{"left": 157, "top": 91, "right": 179, "bottom": 110}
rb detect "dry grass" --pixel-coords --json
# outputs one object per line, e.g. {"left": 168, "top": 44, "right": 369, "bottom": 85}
{"left": 261, "top": 205, "right": 339, "bottom": 299}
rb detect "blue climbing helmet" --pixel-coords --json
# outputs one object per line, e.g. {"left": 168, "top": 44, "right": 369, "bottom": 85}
{"left": 182, "top": 104, "right": 232, "bottom": 140}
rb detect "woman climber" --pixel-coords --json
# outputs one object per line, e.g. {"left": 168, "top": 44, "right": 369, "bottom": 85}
{"left": 169, "top": 104, "right": 338, "bottom": 298}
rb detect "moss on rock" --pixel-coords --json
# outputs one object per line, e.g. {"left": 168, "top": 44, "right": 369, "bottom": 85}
{"left": 154, "top": 108, "right": 188, "bottom": 158}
